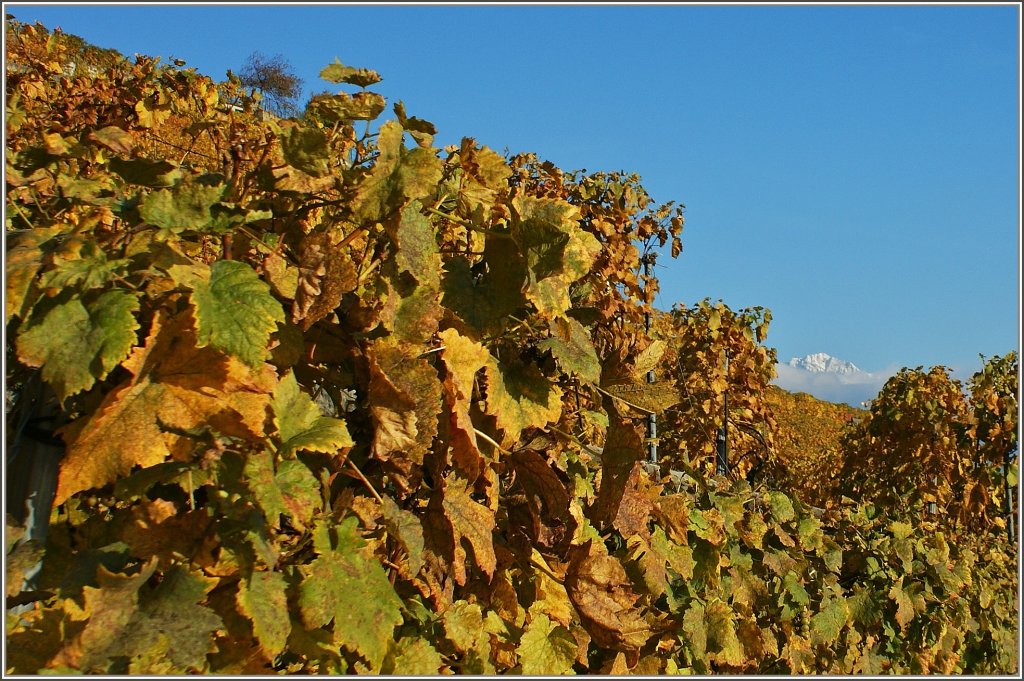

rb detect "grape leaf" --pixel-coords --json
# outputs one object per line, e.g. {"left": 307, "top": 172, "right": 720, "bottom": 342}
{"left": 306, "top": 91, "right": 386, "bottom": 122}
{"left": 440, "top": 472, "right": 497, "bottom": 583}
{"left": 565, "top": 539, "right": 650, "bottom": 652}
{"left": 440, "top": 237, "right": 528, "bottom": 333}
{"left": 383, "top": 637, "right": 443, "bottom": 675}
{"left": 298, "top": 517, "right": 403, "bottom": 671}
{"left": 5, "top": 225, "right": 63, "bottom": 322}
{"left": 381, "top": 496, "right": 425, "bottom": 576}
{"left": 271, "top": 370, "right": 354, "bottom": 456}
{"left": 390, "top": 202, "right": 441, "bottom": 288}
{"left": 518, "top": 613, "right": 577, "bottom": 675}
{"left": 237, "top": 570, "right": 290, "bottom": 660}
{"left": 275, "top": 459, "right": 322, "bottom": 530}
{"left": 767, "top": 491, "right": 796, "bottom": 523}
{"left": 538, "top": 316, "right": 601, "bottom": 385}
{"left": 16, "top": 288, "right": 139, "bottom": 401}
{"left": 192, "top": 260, "right": 285, "bottom": 366}
{"left": 54, "top": 310, "right": 276, "bottom": 506}
{"left": 354, "top": 120, "right": 442, "bottom": 223}
{"left": 319, "top": 59, "right": 382, "bottom": 87}
{"left": 280, "top": 123, "right": 329, "bottom": 177}
{"left": 442, "top": 600, "right": 486, "bottom": 653}
{"left": 810, "top": 598, "right": 848, "bottom": 646}
{"left": 140, "top": 183, "right": 225, "bottom": 235}
{"left": 482, "top": 356, "right": 562, "bottom": 442}
{"left": 244, "top": 450, "right": 287, "bottom": 526}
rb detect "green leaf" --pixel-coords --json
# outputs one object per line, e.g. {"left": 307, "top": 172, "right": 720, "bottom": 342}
{"left": 5, "top": 225, "right": 64, "bottom": 322}
{"left": 237, "top": 570, "right": 290, "bottom": 660}
{"left": 392, "top": 202, "right": 441, "bottom": 288}
{"left": 191, "top": 260, "right": 285, "bottom": 366}
{"left": 272, "top": 370, "right": 354, "bottom": 456}
{"left": 39, "top": 241, "right": 130, "bottom": 291}
{"left": 810, "top": 598, "right": 848, "bottom": 646}
{"left": 126, "top": 565, "right": 222, "bottom": 674}
{"left": 298, "top": 517, "right": 404, "bottom": 671}
{"left": 380, "top": 496, "right": 424, "bottom": 575}
{"left": 783, "top": 571, "right": 810, "bottom": 606}
{"left": 443, "top": 600, "right": 486, "bottom": 653}
{"left": 275, "top": 459, "right": 322, "bottom": 529}
{"left": 383, "top": 637, "right": 443, "bottom": 675}
{"left": 441, "top": 237, "right": 528, "bottom": 333}
{"left": 16, "top": 289, "right": 139, "bottom": 401}
{"left": 244, "top": 450, "right": 287, "bottom": 525}
{"left": 767, "top": 491, "right": 796, "bottom": 523}
{"left": 281, "top": 124, "right": 330, "bottom": 177}
{"left": 847, "top": 588, "right": 882, "bottom": 627}
{"left": 140, "top": 183, "right": 226, "bottom": 236}
{"left": 518, "top": 613, "right": 577, "bottom": 675}
{"left": 538, "top": 316, "right": 601, "bottom": 385}
{"left": 319, "top": 59, "right": 383, "bottom": 87}
{"left": 108, "top": 157, "right": 181, "bottom": 187}
{"left": 705, "top": 600, "right": 744, "bottom": 667}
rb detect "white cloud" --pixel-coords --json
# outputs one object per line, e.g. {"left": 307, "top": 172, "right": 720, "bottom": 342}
{"left": 772, "top": 363, "right": 898, "bottom": 407}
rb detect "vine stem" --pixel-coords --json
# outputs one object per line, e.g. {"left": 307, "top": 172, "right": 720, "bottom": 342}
{"left": 473, "top": 428, "right": 510, "bottom": 456}
{"left": 347, "top": 459, "right": 383, "bottom": 504}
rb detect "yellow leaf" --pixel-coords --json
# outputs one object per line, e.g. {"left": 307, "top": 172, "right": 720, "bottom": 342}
{"left": 55, "top": 310, "right": 275, "bottom": 505}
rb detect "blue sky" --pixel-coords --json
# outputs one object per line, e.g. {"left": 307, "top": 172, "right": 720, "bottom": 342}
{"left": 6, "top": 2, "right": 1020, "bottom": 385}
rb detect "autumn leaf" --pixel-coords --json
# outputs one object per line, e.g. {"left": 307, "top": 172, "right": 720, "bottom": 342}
{"left": 140, "top": 182, "right": 225, "bottom": 235}
{"left": 483, "top": 356, "right": 562, "bottom": 443}
{"left": 272, "top": 370, "right": 353, "bottom": 457}
{"left": 381, "top": 496, "right": 425, "bottom": 576}
{"left": 810, "top": 598, "right": 848, "bottom": 646}
{"left": 54, "top": 309, "right": 276, "bottom": 506}
{"left": 319, "top": 58, "right": 382, "bottom": 87}
{"left": 382, "top": 637, "right": 443, "bottom": 675}
{"left": 518, "top": 613, "right": 577, "bottom": 675}
{"left": 354, "top": 120, "right": 442, "bottom": 223}
{"left": 16, "top": 288, "right": 139, "bottom": 402}
{"left": 565, "top": 539, "right": 651, "bottom": 652}
{"left": 191, "top": 260, "right": 285, "bottom": 366}
{"left": 237, "top": 570, "right": 291, "bottom": 660}
{"left": 5, "top": 225, "right": 63, "bottom": 322}
{"left": 538, "top": 316, "right": 602, "bottom": 385}
{"left": 439, "top": 472, "right": 497, "bottom": 584}
{"left": 298, "top": 517, "right": 403, "bottom": 671}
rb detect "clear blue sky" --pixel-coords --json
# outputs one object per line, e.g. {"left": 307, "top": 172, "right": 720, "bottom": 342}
{"left": 6, "top": 2, "right": 1020, "bottom": 377}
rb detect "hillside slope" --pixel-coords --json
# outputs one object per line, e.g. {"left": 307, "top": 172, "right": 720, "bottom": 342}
{"left": 766, "top": 385, "right": 864, "bottom": 506}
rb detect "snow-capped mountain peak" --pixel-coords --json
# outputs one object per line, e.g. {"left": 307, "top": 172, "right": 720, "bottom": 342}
{"left": 787, "top": 353, "right": 861, "bottom": 375}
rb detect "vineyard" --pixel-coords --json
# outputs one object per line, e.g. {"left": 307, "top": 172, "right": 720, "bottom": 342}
{"left": 4, "top": 19, "right": 1019, "bottom": 675}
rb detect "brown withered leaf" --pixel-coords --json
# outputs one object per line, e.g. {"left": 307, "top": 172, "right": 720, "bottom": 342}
{"left": 366, "top": 341, "right": 441, "bottom": 478}
{"left": 565, "top": 539, "right": 652, "bottom": 652}
{"left": 589, "top": 411, "right": 645, "bottom": 532}
{"left": 654, "top": 494, "right": 691, "bottom": 545}
{"left": 55, "top": 310, "right": 276, "bottom": 506}
{"left": 610, "top": 461, "right": 656, "bottom": 539}
{"left": 509, "top": 448, "right": 572, "bottom": 549}
{"left": 121, "top": 499, "right": 214, "bottom": 567}
{"left": 292, "top": 231, "right": 357, "bottom": 331}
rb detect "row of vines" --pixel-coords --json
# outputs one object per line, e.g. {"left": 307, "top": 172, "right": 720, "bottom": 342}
{"left": 4, "top": 19, "right": 1018, "bottom": 674}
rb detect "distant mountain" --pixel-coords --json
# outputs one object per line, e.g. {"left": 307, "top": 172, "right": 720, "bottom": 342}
{"left": 787, "top": 353, "right": 861, "bottom": 375}
{"left": 774, "top": 353, "right": 892, "bottom": 407}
